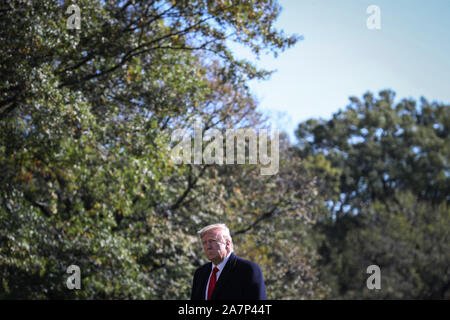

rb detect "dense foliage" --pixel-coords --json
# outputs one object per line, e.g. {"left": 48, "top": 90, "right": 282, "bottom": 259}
{"left": 1, "top": 0, "right": 448, "bottom": 300}
{"left": 1, "top": 0, "right": 329, "bottom": 299}
{"left": 295, "top": 91, "right": 450, "bottom": 299}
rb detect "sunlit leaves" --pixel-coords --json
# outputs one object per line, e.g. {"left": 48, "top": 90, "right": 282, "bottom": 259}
{"left": 295, "top": 90, "right": 450, "bottom": 299}
{"left": 0, "top": 0, "right": 311, "bottom": 299}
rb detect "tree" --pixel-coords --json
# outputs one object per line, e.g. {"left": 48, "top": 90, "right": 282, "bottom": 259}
{"left": 328, "top": 192, "right": 450, "bottom": 299}
{"left": 294, "top": 90, "right": 450, "bottom": 298}
{"left": 1, "top": 0, "right": 329, "bottom": 299}
{"left": 296, "top": 90, "right": 449, "bottom": 215}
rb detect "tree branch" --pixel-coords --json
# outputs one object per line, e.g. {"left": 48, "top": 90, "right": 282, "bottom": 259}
{"left": 233, "top": 207, "right": 278, "bottom": 236}
{"left": 170, "top": 165, "right": 209, "bottom": 211}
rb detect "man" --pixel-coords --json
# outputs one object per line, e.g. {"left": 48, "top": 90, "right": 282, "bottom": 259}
{"left": 190, "top": 223, "right": 267, "bottom": 300}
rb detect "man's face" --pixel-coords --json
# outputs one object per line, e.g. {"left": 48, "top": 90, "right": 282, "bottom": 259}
{"left": 201, "top": 228, "right": 229, "bottom": 265}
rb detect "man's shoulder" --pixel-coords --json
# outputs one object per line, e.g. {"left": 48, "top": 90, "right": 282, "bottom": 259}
{"left": 194, "top": 261, "right": 212, "bottom": 274}
{"left": 232, "top": 254, "right": 262, "bottom": 273}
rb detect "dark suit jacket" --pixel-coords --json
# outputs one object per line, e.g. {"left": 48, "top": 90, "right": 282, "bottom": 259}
{"left": 191, "top": 252, "right": 267, "bottom": 300}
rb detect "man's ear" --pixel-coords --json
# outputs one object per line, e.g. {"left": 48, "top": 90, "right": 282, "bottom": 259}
{"left": 225, "top": 239, "right": 232, "bottom": 251}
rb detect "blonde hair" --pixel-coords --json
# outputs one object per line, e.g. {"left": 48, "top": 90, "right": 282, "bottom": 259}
{"left": 198, "top": 223, "right": 233, "bottom": 251}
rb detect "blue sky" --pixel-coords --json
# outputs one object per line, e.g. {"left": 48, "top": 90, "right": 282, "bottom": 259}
{"left": 229, "top": 0, "right": 450, "bottom": 141}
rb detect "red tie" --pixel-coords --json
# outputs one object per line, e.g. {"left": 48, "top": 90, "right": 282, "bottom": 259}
{"left": 207, "top": 267, "right": 219, "bottom": 300}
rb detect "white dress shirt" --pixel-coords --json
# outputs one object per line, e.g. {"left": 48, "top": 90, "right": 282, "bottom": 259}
{"left": 204, "top": 251, "right": 232, "bottom": 300}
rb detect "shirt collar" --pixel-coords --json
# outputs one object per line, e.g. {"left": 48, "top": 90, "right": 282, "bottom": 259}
{"left": 212, "top": 251, "right": 232, "bottom": 272}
